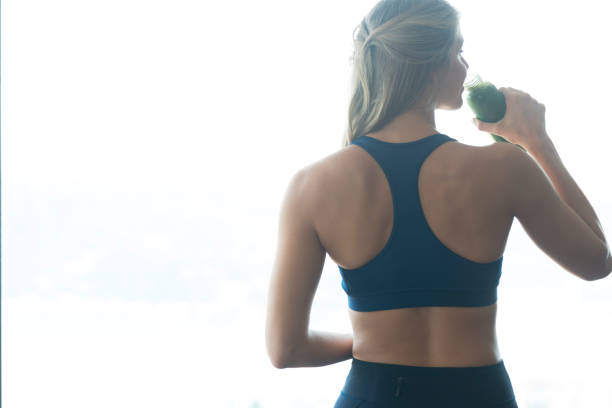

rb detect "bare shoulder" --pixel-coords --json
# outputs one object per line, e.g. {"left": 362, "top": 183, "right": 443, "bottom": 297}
{"left": 299, "top": 139, "right": 515, "bottom": 209}
{"left": 287, "top": 147, "right": 363, "bottom": 225}
{"left": 299, "top": 146, "right": 358, "bottom": 188}
{"left": 306, "top": 140, "right": 503, "bottom": 190}
{"left": 483, "top": 141, "right": 529, "bottom": 165}
{"left": 479, "top": 142, "right": 543, "bottom": 214}
{"left": 483, "top": 142, "right": 536, "bottom": 187}
{"left": 457, "top": 141, "right": 523, "bottom": 180}
{"left": 443, "top": 141, "right": 519, "bottom": 218}
{"left": 435, "top": 140, "right": 507, "bottom": 179}
{"left": 283, "top": 151, "right": 345, "bottom": 217}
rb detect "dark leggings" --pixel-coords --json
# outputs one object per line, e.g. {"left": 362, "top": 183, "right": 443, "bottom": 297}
{"left": 334, "top": 357, "right": 518, "bottom": 407}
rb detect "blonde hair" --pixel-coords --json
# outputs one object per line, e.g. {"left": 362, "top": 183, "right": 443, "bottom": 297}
{"left": 342, "top": 0, "right": 460, "bottom": 147}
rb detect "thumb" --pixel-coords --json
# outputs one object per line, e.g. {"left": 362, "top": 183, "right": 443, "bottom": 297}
{"left": 472, "top": 118, "right": 488, "bottom": 131}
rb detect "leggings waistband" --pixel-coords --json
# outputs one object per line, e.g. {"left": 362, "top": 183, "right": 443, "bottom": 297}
{"left": 341, "top": 357, "right": 517, "bottom": 406}
{"left": 351, "top": 357, "right": 506, "bottom": 380}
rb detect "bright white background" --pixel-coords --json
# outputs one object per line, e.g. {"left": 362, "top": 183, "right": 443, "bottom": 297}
{"left": 2, "top": 0, "right": 612, "bottom": 407}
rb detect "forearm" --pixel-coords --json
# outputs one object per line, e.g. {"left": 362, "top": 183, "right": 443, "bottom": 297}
{"left": 281, "top": 330, "right": 354, "bottom": 368}
{"left": 529, "top": 135, "right": 609, "bottom": 247}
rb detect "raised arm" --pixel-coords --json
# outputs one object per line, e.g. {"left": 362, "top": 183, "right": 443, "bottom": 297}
{"left": 474, "top": 86, "right": 611, "bottom": 280}
{"left": 496, "top": 139, "right": 611, "bottom": 280}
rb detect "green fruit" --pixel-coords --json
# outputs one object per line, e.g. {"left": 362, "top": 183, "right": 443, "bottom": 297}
{"left": 466, "top": 82, "right": 506, "bottom": 123}
{"left": 464, "top": 74, "right": 526, "bottom": 152}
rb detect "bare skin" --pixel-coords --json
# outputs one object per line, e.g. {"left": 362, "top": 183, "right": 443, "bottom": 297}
{"left": 270, "top": 27, "right": 609, "bottom": 369}
{"left": 308, "top": 128, "right": 512, "bottom": 367}
{"left": 310, "top": 30, "right": 510, "bottom": 367}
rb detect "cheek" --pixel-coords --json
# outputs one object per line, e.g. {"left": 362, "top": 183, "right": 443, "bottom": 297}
{"left": 457, "top": 60, "right": 467, "bottom": 81}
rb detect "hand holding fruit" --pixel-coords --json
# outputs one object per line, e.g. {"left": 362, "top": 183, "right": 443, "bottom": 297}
{"left": 471, "top": 87, "right": 548, "bottom": 153}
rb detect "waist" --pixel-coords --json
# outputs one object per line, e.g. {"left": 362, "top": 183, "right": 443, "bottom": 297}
{"left": 352, "top": 328, "right": 500, "bottom": 367}
{"left": 352, "top": 348, "right": 502, "bottom": 368}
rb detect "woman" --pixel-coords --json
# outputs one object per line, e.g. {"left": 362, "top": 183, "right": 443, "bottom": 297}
{"left": 265, "top": 0, "right": 612, "bottom": 406}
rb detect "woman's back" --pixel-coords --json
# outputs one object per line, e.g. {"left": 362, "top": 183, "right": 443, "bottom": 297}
{"left": 265, "top": 1, "right": 611, "bottom": 405}
{"left": 310, "top": 131, "right": 513, "bottom": 367}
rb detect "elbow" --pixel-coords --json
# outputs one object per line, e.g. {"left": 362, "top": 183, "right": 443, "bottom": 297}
{"left": 265, "top": 318, "right": 302, "bottom": 369}
{"left": 600, "top": 252, "right": 612, "bottom": 280}
{"left": 265, "top": 334, "right": 291, "bottom": 369}
{"left": 268, "top": 339, "right": 299, "bottom": 369}
{"left": 584, "top": 249, "right": 612, "bottom": 281}
{"left": 270, "top": 348, "right": 295, "bottom": 369}
{"left": 583, "top": 267, "right": 610, "bottom": 282}
{"left": 268, "top": 350, "right": 289, "bottom": 369}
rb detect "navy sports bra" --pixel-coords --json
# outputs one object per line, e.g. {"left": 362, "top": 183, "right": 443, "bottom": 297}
{"left": 338, "top": 134, "right": 503, "bottom": 311}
